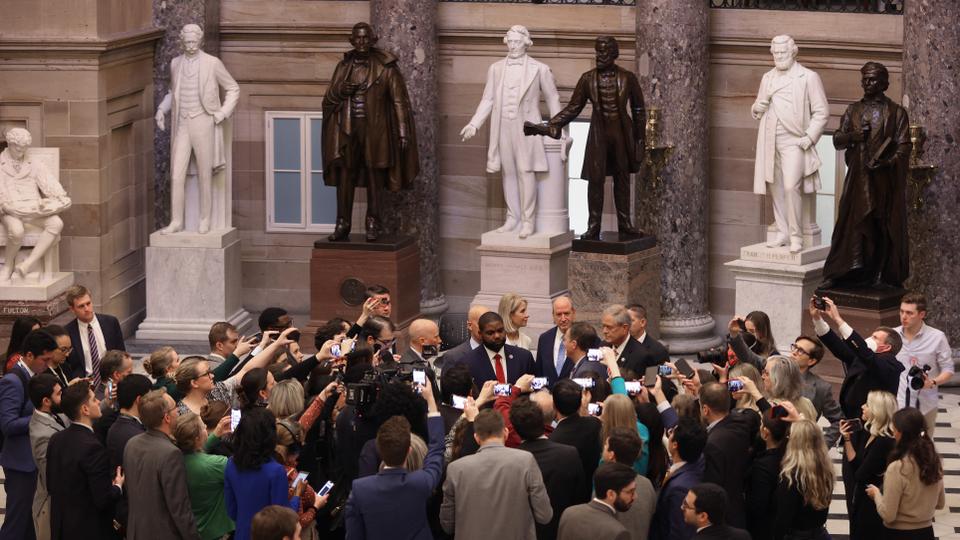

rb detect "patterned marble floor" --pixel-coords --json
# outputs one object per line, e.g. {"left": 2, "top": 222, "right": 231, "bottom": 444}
{"left": 0, "top": 392, "right": 958, "bottom": 539}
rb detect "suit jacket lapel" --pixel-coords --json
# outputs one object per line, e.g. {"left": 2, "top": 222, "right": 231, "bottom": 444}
{"left": 520, "top": 57, "right": 537, "bottom": 99}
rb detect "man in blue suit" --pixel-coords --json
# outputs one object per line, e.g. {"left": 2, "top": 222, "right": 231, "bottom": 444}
{"left": 535, "top": 296, "right": 576, "bottom": 385}
{"left": 650, "top": 417, "right": 707, "bottom": 540}
{"left": 0, "top": 329, "right": 59, "bottom": 540}
{"left": 345, "top": 380, "right": 444, "bottom": 540}
{"left": 458, "top": 312, "right": 536, "bottom": 387}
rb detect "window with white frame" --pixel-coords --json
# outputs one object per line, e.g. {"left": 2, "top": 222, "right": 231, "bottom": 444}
{"left": 265, "top": 112, "right": 338, "bottom": 232}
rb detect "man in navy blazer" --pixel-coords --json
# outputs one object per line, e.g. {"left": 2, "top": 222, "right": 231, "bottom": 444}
{"left": 63, "top": 285, "right": 126, "bottom": 381}
{"left": 565, "top": 322, "right": 609, "bottom": 380}
{"left": 650, "top": 417, "right": 707, "bottom": 540}
{"left": 535, "top": 296, "right": 576, "bottom": 385}
{"left": 345, "top": 381, "right": 444, "bottom": 540}
{"left": 458, "top": 312, "right": 536, "bottom": 387}
{"left": 0, "top": 329, "right": 59, "bottom": 540}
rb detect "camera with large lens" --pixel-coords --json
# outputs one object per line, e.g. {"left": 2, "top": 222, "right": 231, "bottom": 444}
{"left": 345, "top": 359, "right": 430, "bottom": 417}
{"left": 908, "top": 364, "right": 932, "bottom": 391}
{"left": 697, "top": 347, "right": 726, "bottom": 365}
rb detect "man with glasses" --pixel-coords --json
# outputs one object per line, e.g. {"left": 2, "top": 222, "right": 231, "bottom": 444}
{"left": 789, "top": 335, "right": 842, "bottom": 446}
{"left": 122, "top": 390, "right": 199, "bottom": 539}
{"left": 359, "top": 315, "right": 398, "bottom": 367}
{"left": 42, "top": 325, "right": 74, "bottom": 388}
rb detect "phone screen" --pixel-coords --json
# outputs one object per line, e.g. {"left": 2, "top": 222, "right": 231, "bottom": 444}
{"left": 531, "top": 377, "right": 548, "bottom": 391}
{"left": 572, "top": 378, "right": 595, "bottom": 389}
{"left": 230, "top": 409, "right": 242, "bottom": 431}
{"left": 644, "top": 366, "right": 659, "bottom": 388}
{"left": 293, "top": 471, "right": 309, "bottom": 488}
{"left": 623, "top": 381, "right": 642, "bottom": 395}
{"left": 587, "top": 403, "right": 602, "bottom": 416}
{"left": 451, "top": 395, "right": 467, "bottom": 410}
{"left": 493, "top": 384, "right": 512, "bottom": 396}
{"left": 586, "top": 348, "right": 602, "bottom": 362}
{"left": 412, "top": 369, "right": 426, "bottom": 385}
{"left": 318, "top": 480, "right": 335, "bottom": 496}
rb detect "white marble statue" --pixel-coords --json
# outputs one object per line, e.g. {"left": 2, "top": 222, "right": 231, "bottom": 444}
{"left": 752, "top": 35, "right": 828, "bottom": 253}
{"left": 0, "top": 127, "right": 71, "bottom": 281}
{"left": 155, "top": 23, "right": 239, "bottom": 235}
{"left": 460, "top": 25, "right": 566, "bottom": 239}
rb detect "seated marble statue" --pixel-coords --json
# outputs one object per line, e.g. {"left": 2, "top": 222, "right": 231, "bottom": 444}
{"left": 0, "top": 127, "right": 71, "bottom": 281}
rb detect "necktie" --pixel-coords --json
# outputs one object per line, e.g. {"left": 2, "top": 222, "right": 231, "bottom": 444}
{"left": 494, "top": 353, "right": 506, "bottom": 384}
{"left": 88, "top": 324, "right": 101, "bottom": 388}
{"left": 556, "top": 341, "right": 566, "bottom": 377}
{"left": 52, "top": 414, "right": 66, "bottom": 429}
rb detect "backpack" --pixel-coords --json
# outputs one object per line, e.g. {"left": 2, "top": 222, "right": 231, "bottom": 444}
{"left": 0, "top": 366, "right": 32, "bottom": 453}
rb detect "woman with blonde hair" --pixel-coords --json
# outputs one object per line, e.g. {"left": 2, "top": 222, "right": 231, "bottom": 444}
{"left": 267, "top": 378, "right": 338, "bottom": 436}
{"left": 498, "top": 292, "right": 532, "bottom": 350}
{"left": 762, "top": 355, "right": 817, "bottom": 421}
{"left": 729, "top": 362, "right": 763, "bottom": 411}
{"left": 601, "top": 393, "right": 650, "bottom": 475}
{"left": 772, "top": 419, "right": 833, "bottom": 540}
{"left": 842, "top": 389, "right": 897, "bottom": 540}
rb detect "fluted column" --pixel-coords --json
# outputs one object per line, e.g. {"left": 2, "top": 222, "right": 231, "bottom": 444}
{"left": 370, "top": 0, "right": 447, "bottom": 317}
{"left": 635, "top": 0, "right": 720, "bottom": 352}
{"left": 903, "top": 1, "right": 960, "bottom": 350}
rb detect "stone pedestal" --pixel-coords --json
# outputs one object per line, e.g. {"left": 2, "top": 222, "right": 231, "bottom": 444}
{"left": 471, "top": 231, "right": 574, "bottom": 343}
{"left": 726, "top": 242, "right": 829, "bottom": 355}
{"left": 816, "top": 287, "right": 905, "bottom": 334}
{"left": 308, "top": 235, "right": 421, "bottom": 334}
{"left": 535, "top": 138, "right": 573, "bottom": 235}
{"left": 567, "top": 233, "right": 662, "bottom": 337}
{"left": 136, "top": 228, "right": 251, "bottom": 341}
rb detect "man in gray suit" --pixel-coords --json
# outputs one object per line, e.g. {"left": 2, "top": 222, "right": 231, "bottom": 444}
{"left": 792, "top": 334, "right": 842, "bottom": 446}
{"left": 28, "top": 374, "right": 68, "bottom": 540}
{"left": 441, "top": 305, "right": 489, "bottom": 367}
{"left": 122, "top": 389, "right": 200, "bottom": 540}
{"left": 558, "top": 462, "right": 636, "bottom": 540}
{"left": 441, "top": 409, "right": 552, "bottom": 540}
{"left": 604, "top": 428, "right": 655, "bottom": 540}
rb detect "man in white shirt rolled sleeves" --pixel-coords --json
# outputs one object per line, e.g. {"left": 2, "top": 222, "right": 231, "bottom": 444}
{"left": 895, "top": 292, "right": 954, "bottom": 435}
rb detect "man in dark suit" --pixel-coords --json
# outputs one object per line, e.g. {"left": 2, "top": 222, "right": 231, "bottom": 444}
{"left": 0, "top": 329, "right": 58, "bottom": 540}
{"left": 535, "top": 296, "right": 576, "bottom": 385}
{"left": 549, "top": 378, "right": 602, "bottom": 500}
{"left": 565, "top": 322, "right": 608, "bottom": 380}
{"left": 46, "top": 381, "right": 123, "bottom": 540}
{"left": 399, "top": 318, "right": 441, "bottom": 396}
{"left": 682, "top": 483, "right": 750, "bottom": 540}
{"left": 512, "top": 395, "right": 587, "bottom": 540}
{"left": 557, "top": 463, "right": 636, "bottom": 540}
{"left": 458, "top": 312, "right": 535, "bottom": 387}
{"left": 345, "top": 381, "right": 444, "bottom": 540}
{"left": 601, "top": 304, "right": 653, "bottom": 378}
{"left": 698, "top": 383, "right": 754, "bottom": 530}
{"left": 93, "top": 350, "right": 135, "bottom": 444}
{"left": 105, "top": 374, "right": 151, "bottom": 533}
{"left": 123, "top": 389, "right": 199, "bottom": 539}
{"left": 650, "top": 417, "right": 707, "bottom": 540}
{"left": 627, "top": 304, "right": 670, "bottom": 367}
{"left": 64, "top": 285, "right": 125, "bottom": 384}
{"left": 440, "top": 304, "right": 490, "bottom": 367}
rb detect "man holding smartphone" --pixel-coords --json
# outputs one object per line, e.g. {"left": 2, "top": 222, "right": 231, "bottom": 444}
{"left": 345, "top": 381, "right": 444, "bottom": 540}
{"left": 400, "top": 319, "right": 442, "bottom": 396}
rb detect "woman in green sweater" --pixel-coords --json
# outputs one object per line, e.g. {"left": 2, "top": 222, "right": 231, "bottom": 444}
{"left": 174, "top": 411, "right": 235, "bottom": 540}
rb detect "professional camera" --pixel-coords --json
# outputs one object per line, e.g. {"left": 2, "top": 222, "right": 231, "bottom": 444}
{"left": 908, "top": 364, "right": 932, "bottom": 391}
{"left": 697, "top": 347, "right": 726, "bottom": 365}
{"left": 345, "top": 359, "right": 430, "bottom": 417}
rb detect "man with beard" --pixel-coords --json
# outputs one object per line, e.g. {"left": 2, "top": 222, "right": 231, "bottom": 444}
{"left": 457, "top": 312, "right": 536, "bottom": 387}
{"left": 557, "top": 462, "right": 636, "bottom": 540}
{"left": 28, "top": 374, "right": 68, "bottom": 540}
{"left": 820, "top": 61, "right": 910, "bottom": 289}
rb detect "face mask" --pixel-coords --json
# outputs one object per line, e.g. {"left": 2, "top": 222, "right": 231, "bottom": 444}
{"left": 864, "top": 337, "right": 878, "bottom": 353}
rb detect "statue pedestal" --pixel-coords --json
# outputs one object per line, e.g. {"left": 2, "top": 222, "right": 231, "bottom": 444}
{"left": 814, "top": 286, "right": 905, "bottom": 333}
{"left": 726, "top": 241, "right": 830, "bottom": 354}
{"left": 567, "top": 233, "right": 662, "bottom": 338}
{"left": 136, "top": 228, "right": 251, "bottom": 341}
{"left": 307, "top": 235, "right": 421, "bottom": 335}
{"left": 471, "top": 230, "right": 575, "bottom": 344}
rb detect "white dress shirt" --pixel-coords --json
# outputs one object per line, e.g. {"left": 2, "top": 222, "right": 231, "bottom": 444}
{"left": 485, "top": 346, "right": 508, "bottom": 381}
{"left": 78, "top": 316, "right": 107, "bottom": 377}
{"left": 635, "top": 332, "right": 647, "bottom": 344}
{"left": 895, "top": 323, "right": 953, "bottom": 413}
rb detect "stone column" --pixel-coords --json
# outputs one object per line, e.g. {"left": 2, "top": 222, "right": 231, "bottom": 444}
{"left": 903, "top": 1, "right": 960, "bottom": 356}
{"left": 371, "top": 0, "right": 448, "bottom": 318}
{"left": 635, "top": 0, "right": 720, "bottom": 352}
{"left": 152, "top": 0, "right": 221, "bottom": 229}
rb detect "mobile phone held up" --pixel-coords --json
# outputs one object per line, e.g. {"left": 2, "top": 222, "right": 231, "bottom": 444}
{"left": 813, "top": 295, "right": 827, "bottom": 311}
{"left": 292, "top": 471, "right": 309, "bottom": 488}
{"left": 451, "top": 395, "right": 467, "bottom": 410}
{"left": 318, "top": 480, "right": 335, "bottom": 497}
{"left": 230, "top": 409, "right": 242, "bottom": 431}
{"left": 643, "top": 366, "right": 659, "bottom": 388}
{"left": 493, "top": 384, "right": 512, "bottom": 397}
{"left": 587, "top": 403, "right": 603, "bottom": 416}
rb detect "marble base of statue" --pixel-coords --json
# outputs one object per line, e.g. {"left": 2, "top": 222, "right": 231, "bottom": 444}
{"left": 137, "top": 228, "right": 252, "bottom": 341}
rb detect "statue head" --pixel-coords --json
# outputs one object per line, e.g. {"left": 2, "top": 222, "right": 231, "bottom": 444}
{"left": 3, "top": 127, "right": 32, "bottom": 160}
{"left": 180, "top": 24, "right": 204, "bottom": 56}
{"left": 860, "top": 62, "right": 890, "bottom": 97}
{"left": 770, "top": 35, "right": 798, "bottom": 72}
{"left": 504, "top": 25, "right": 533, "bottom": 59}
{"left": 595, "top": 36, "right": 620, "bottom": 71}
{"left": 350, "top": 22, "right": 378, "bottom": 56}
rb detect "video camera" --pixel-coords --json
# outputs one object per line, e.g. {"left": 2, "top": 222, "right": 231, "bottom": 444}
{"left": 345, "top": 360, "right": 430, "bottom": 417}
{"left": 908, "top": 364, "right": 932, "bottom": 391}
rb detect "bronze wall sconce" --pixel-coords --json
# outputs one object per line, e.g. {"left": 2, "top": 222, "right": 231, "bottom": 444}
{"left": 908, "top": 124, "right": 937, "bottom": 211}
{"left": 644, "top": 108, "right": 674, "bottom": 189}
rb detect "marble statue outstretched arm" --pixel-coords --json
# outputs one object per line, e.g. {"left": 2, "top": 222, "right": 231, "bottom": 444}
{"left": 155, "top": 92, "right": 173, "bottom": 131}
{"left": 461, "top": 64, "right": 497, "bottom": 141}
{"left": 214, "top": 57, "right": 240, "bottom": 122}
{"left": 804, "top": 71, "right": 829, "bottom": 145}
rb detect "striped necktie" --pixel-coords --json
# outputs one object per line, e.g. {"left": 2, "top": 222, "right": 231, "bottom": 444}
{"left": 88, "top": 324, "right": 101, "bottom": 388}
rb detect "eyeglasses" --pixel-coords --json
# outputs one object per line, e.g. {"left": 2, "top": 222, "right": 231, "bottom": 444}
{"left": 193, "top": 370, "right": 214, "bottom": 380}
{"left": 790, "top": 343, "right": 812, "bottom": 356}
{"left": 681, "top": 500, "right": 696, "bottom": 511}
{"left": 59, "top": 346, "right": 73, "bottom": 354}
{"left": 164, "top": 405, "right": 179, "bottom": 416}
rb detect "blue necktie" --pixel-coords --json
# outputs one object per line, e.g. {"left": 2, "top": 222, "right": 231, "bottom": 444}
{"left": 555, "top": 340, "right": 566, "bottom": 376}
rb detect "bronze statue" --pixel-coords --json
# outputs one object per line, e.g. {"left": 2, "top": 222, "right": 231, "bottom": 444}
{"left": 322, "top": 22, "right": 419, "bottom": 242}
{"left": 524, "top": 36, "right": 645, "bottom": 240}
{"left": 820, "top": 62, "right": 910, "bottom": 290}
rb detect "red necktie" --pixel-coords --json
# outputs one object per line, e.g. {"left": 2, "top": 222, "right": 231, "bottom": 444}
{"left": 494, "top": 353, "right": 506, "bottom": 384}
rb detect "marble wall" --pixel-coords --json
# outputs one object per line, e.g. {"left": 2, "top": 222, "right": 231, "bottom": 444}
{"left": 0, "top": 0, "right": 159, "bottom": 334}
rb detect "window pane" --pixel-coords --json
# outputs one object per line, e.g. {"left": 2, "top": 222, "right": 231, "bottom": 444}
{"left": 567, "top": 121, "right": 591, "bottom": 235}
{"left": 311, "top": 118, "right": 323, "bottom": 171}
{"left": 311, "top": 173, "right": 337, "bottom": 225}
{"left": 274, "top": 118, "right": 301, "bottom": 170}
{"left": 274, "top": 171, "right": 302, "bottom": 224}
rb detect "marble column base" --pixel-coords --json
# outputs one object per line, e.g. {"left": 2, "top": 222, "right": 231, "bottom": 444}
{"left": 472, "top": 231, "right": 574, "bottom": 347}
{"left": 726, "top": 242, "right": 828, "bottom": 355}
{"left": 567, "top": 237, "right": 662, "bottom": 338}
{"left": 659, "top": 314, "right": 722, "bottom": 354}
{"left": 136, "top": 228, "right": 251, "bottom": 341}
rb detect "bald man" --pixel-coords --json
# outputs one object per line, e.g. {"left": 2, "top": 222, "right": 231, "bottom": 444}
{"left": 399, "top": 318, "right": 443, "bottom": 396}
{"left": 535, "top": 296, "right": 577, "bottom": 384}
{"left": 441, "top": 305, "right": 490, "bottom": 367}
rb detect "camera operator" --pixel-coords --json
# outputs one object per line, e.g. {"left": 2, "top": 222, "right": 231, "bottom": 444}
{"left": 895, "top": 292, "right": 953, "bottom": 435}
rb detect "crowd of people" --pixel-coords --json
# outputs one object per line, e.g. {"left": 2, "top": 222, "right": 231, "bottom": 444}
{"left": 0, "top": 283, "right": 951, "bottom": 540}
